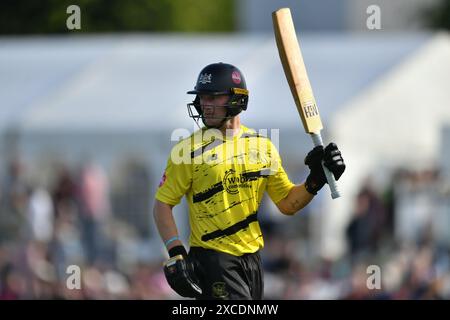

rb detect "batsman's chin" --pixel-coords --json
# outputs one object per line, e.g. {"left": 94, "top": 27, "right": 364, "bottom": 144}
{"left": 204, "top": 118, "right": 221, "bottom": 127}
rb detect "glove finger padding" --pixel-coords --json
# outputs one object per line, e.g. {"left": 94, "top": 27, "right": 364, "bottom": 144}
{"left": 164, "top": 255, "right": 202, "bottom": 298}
{"left": 323, "top": 143, "right": 346, "bottom": 180}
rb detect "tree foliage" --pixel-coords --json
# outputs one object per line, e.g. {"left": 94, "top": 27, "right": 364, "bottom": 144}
{"left": 422, "top": 0, "right": 450, "bottom": 30}
{"left": 0, "top": 0, "right": 235, "bottom": 34}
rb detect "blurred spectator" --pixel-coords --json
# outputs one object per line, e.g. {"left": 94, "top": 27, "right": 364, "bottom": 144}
{"left": 346, "top": 181, "right": 387, "bottom": 260}
{"left": 78, "top": 161, "right": 111, "bottom": 264}
{"left": 394, "top": 169, "right": 441, "bottom": 246}
{"left": 0, "top": 263, "right": 27, "bottom": 300}
{"left": 112, "top": 160, "right": 151, "bottom": 238}
{"left": 0, "top": 158, "right": 30, "bottom": 244}
{"left": 27, "top": 187, "right": 54, "bottom": 243}
{"left": 52, "top": 165, "right": 77, "bottom": 219}
{"left": 51, "top": 202, "right": 85, "bottom": 278}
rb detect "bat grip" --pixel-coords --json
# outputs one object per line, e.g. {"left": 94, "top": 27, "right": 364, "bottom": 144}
{"left": 310, "top": 133, "right": 341, "bottom": 199}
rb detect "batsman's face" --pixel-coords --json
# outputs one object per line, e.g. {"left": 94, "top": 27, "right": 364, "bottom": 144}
{"left": 199, "top": 94, "right": 229, "bottom": 127}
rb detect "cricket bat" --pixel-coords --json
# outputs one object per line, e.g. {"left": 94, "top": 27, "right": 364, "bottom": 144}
{"left": 272, "top": 8, "right": 341, "bottom": 199}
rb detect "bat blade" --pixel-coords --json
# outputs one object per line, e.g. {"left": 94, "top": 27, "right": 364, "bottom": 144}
{"left": 272, "top": 8, "right": 322, "bottom": 134}
{"left": 272, "top": 7, "right": 341, "bottom": 199}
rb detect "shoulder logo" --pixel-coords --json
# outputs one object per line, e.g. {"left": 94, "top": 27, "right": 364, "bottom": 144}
{"left": 198, "top": 73, "right": 212, "bottom": 84}
{"left": 158, "top": 172, "right": 167, "bottom": 187}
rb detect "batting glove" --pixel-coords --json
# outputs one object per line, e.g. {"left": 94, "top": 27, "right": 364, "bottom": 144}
{"left": 163, "top": 246, "right": 202, "bottom": 298}
{"left": 305, "top": 143, "right": 345, "bottom": 195}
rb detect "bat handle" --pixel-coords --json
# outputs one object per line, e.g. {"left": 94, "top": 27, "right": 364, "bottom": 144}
{"left": 310, "top": 133, "right": 341, "bottom": 199}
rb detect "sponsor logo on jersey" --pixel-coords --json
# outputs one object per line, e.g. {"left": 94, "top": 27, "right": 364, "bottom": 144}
{"left": 223, "top": 169, "right": 251, "bottom": 194}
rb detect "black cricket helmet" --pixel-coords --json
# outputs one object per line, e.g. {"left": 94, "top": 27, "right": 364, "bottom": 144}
{"left": 187, "top": 62, "right": 249, "bottom": 127}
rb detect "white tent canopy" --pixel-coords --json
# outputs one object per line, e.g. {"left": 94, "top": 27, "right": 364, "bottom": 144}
{"left": 0, "top": 33, "right": 428, "bottom": 133}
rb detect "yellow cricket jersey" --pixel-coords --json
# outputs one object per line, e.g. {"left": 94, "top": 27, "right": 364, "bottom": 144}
{"left": 155, "top": 125, "right": 295, "bottom": 256}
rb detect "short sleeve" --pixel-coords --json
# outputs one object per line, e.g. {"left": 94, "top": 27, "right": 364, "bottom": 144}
{"left": 155, "top": 147, "right": 192, "bottom": 206}
{"left": 265, "top": 141, "right": 295, "bottom": 204}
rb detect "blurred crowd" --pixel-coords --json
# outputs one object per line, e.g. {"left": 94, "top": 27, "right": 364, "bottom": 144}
{"left": 0, "top": 157, "right": 170, "bottom": 299}
{"left": 0, "top": 156, "right": 449, "bottom": 300}
{"left": 261, "top": 168, "right": 450, "bottom": 299}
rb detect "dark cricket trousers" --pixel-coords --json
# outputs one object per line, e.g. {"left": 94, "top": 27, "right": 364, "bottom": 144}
{"left": 188, "top": 247, "right": 264, "bottom": 300}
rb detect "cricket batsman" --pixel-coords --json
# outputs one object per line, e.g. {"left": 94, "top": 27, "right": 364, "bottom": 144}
{"left": 153, "top": 62, "right": 345, "bottom": 299}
